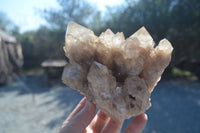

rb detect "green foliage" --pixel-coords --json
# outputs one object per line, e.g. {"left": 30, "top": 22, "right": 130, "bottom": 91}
{"left": 172, "top": 67, "right": 197, "bottom": 80}
{"left": 43, "top": 0, "right": 97, "bottom": 30}
{"left": 0, "top": 11, "right": 20, "bottom": 39}
{"left": 0, "top": 12, "right": 9, "bottom": 31}
{"left": 20, "top": 0, "right": 98, "bottom": 69}
{"left": 172, "top": 67, "right": 192, "bottom": 77}
{"left": 16, "top": 0, "right": 200, "bottom": 78}
{"left": 101, "top": 0, "right": 200, "bottom": 68}
{"left": 20, "top": 27, "right": 66, "bottom": 68}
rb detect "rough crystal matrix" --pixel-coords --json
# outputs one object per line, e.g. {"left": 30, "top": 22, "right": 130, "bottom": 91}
{"left": 62, "top": 21, "right": 173, "bottom": 120}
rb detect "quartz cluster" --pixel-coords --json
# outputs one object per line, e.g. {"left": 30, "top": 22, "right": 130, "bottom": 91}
{"left": 62, "top": 21, "right": 173, "bottom": 120}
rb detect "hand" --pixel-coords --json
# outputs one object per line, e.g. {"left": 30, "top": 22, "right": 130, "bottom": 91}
{"left": 59, "top": 97, "right": 147, "bottom": 133}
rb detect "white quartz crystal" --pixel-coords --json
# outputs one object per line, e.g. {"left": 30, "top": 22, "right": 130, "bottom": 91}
{"left": 62, "top": 21, "right": 173, "bottom": 120}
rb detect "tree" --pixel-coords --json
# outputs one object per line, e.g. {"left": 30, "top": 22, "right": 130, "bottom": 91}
{"left": 0, "top": 11, "right": 20, "bottom": 38}
{"left": 103, "top": 0, "right": 200, "bottom": 68}
{"left": 20, "top": 0, "right": 100, "bottom": 69}
{"left": 43, "top": 0, "right": 97, "bottom": 30}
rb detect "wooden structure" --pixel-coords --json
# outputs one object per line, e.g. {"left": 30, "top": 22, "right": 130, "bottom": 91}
{"left": 0, "top": 30, "right": 23, "bottom": 84}
{"left": 41, "top": 59, "right": 67, "bottom": 79}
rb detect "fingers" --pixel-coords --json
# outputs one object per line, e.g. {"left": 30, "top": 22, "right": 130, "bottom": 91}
{"left": 70, "top": 101, "right": 96, "bottom": 128}
{"left": 59, "top": 98, "right": 96, "bottom": 133}
{"left": 124, "top": 113, "right": 148, "bottom": 133}
{"left": 101, "top": 118, "right": 124, "bottom": 133}
{"left": 59, "top": 97, "right": 147, "bottom": 133}
{"left": 86, "top": 110, "right": 110, "bottom": 132}
{"left": 64, "top": 97, "right": 87, "bottom": 124}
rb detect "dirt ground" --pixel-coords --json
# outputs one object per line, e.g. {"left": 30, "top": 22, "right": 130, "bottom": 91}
{"left": 0, "top": 75, "right": 200, "bottom": 133}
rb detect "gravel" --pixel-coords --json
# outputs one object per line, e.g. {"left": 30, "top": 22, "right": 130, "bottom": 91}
{"left": 0, "top": 75, "right": 200, "bottom": 133}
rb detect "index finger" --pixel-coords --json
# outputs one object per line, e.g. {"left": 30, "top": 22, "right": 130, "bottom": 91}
{"left": 64, "top": 97, "right": 87, "bottom": 123}
{"left": 59, "top": 98, "right": 96, "bottom": 133}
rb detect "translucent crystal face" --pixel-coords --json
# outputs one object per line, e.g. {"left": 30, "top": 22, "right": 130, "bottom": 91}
{"left": 62, "top": 21, "right": 173, "bottom": 120}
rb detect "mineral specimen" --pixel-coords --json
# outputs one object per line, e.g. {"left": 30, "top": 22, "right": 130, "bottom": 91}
{"left": 62, "top": 21, "right": 173, "bottom": 120}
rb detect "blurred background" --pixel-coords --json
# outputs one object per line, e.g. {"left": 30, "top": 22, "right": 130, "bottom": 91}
{"left": 0, "top": 0, "right": 200, "bottom": 133}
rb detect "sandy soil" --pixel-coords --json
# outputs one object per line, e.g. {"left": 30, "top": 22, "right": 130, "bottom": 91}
{"left": 0, "top": 75, "right": 200, "bottom": 133}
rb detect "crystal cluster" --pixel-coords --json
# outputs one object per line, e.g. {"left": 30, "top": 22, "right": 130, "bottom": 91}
{"left": 62, "top": 21, "right": 173, "bottom": 120}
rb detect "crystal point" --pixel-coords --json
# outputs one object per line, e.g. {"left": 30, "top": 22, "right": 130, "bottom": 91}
{"left": 62, "top": 22, "right": 173, "bottom": 120}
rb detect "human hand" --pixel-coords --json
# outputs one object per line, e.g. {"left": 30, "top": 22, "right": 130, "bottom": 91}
{"left": 59, "top": 97, "right": 147, "bottom": 133}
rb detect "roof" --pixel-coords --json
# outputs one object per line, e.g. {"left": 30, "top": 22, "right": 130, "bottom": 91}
{"left": 41, "top": 59, "right": 67, "bottom": 67}
{"left": 0, "top": 30, "right": 16, "bottom": 43}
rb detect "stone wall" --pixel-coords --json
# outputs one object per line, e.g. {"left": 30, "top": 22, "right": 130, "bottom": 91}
{"left": 0, "top": 30, "right": 23, "bottom": 84}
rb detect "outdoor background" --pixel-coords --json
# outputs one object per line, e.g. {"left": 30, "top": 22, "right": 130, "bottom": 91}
{"left": 0, "top": 0, "right": 200, "bottom": 133}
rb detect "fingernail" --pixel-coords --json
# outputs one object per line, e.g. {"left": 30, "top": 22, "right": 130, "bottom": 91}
{"left": 144, "top": 113, "right": 148, "bottom": 121}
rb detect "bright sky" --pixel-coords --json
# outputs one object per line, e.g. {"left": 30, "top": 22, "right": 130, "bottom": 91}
{"left": 0, "top": 0, "right": 124, "bottom": 33}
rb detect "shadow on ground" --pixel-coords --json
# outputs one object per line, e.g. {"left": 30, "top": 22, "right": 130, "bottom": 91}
{"left": 0, "top": 75, "right": 200, "bottom": 133}
{"left": 0, "top": 75, "right": 51, "bottom": 95}
{"left": 123, "top": 80, "right": 200, "bottom": 133}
